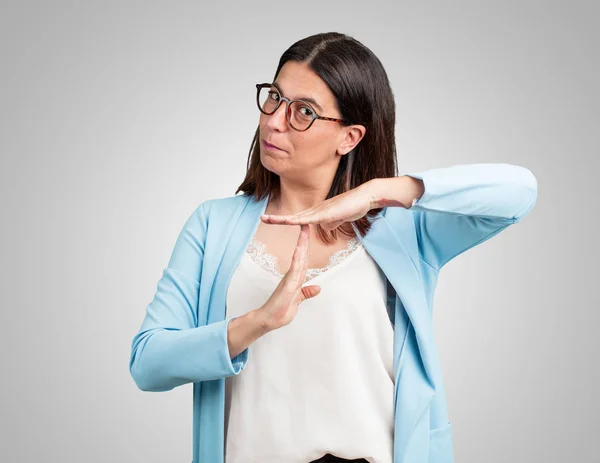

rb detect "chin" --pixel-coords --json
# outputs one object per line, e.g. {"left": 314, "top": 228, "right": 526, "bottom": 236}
{"left": 259, "top": 151, "right": 278, "bottom": 171}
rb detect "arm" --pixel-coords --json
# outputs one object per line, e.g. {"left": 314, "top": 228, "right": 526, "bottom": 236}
{"left": 227, "top": 310, "right": 271, "bottom": 359}
{"left": 129, "top": 202, "right": 265, "bottom": 392}
{"left": 367, "top": 163, "right": 538, "bottom": 271}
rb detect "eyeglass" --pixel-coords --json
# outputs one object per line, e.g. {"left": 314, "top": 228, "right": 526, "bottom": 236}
{"left": 255, "top": 82, "right": 349, "bottom": 132}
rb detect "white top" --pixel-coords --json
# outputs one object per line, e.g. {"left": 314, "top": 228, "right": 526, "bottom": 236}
{"left": 224, "top": 235, "right": 395, "bottom": 463}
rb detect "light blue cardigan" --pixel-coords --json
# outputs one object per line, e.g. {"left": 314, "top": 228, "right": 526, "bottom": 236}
{"left": 129, "top": 163, "right": 537, "bottom": 463}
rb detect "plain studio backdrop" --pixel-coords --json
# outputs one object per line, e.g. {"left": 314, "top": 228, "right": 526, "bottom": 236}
{"left": 1, "top": 1, "right": 598, "bottom": 462}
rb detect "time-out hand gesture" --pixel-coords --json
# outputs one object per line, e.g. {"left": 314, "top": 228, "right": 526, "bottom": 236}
{"left": 260, "top": 184, "right": 374, "bottom": 231}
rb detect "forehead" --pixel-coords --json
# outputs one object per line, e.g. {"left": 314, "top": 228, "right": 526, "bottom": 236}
{"left": 273, "top": 61, "right": 335, "bottom": 111}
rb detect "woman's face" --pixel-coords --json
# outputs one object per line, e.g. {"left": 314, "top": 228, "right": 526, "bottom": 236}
{"left": 259, "top": 61, "right": 360, "bottom": 181}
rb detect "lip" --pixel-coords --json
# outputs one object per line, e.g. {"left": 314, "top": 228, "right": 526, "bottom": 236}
{"left": 262, "top": 139, "right": 285, "bottom": 151}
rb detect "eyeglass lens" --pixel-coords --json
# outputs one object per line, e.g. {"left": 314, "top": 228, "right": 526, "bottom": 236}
{"left": 257, "top": 85, "right": 316, "bottom": 131}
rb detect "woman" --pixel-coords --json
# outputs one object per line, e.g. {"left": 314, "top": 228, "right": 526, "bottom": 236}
{"left": 129, "top": 32, "right": 538, "bottom": 463}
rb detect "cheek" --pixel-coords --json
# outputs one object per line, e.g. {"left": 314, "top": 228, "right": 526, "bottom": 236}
{"left": 297, "top": 131, "right": 337, "bottom": 161}
{"left": 258, "top": 118, "right": 267, "bottom": 135}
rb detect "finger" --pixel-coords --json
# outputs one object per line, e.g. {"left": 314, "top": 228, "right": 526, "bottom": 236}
{"left": 286, "top": 225, "right": 309, "bottom": 288}
{"left": 260, "top": 213, "right": 298, "bottom": 224}
{"left": 301, "top": 222, "right": 309, "bottom": 256}
{"left": 287, "top": 215, "right": 320, "bottom": 225}
{"left": 287, "top": 242, "right": 303, "bottom": 288}
{"left": 288, "top": 205, "right": 331, "bottom": 224}
{"left": 287, "top": 206, "right": 321, "bottom": 221}
{"left": 262, "top": 214, "right": 309, "bottom": 225}
{"left": 262, "top": 207, "right": 322, "bottom": 225}
{"left": 297, "top": 224, "right": 310, "bottom": 284}
{"left": 293, "top": 206, "right": 340, "bottom": 225}
{"left": 298, "top": 285, "right": 321, "bottom": 303}
{"left": 261, "top": 214, "right": 289, "bottom": 224}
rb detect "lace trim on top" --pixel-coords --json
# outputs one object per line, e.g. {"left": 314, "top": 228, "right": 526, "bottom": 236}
{"left": 246, "top": 236, "right": 362, "bottom": 284}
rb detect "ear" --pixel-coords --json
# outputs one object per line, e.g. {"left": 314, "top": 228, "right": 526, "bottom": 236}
{"left": 337, "top": 124, "right": 367, "bottom": 155}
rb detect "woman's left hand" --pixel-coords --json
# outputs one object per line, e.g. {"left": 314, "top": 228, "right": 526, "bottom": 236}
{"left": 260, "top": 182, "right": 376, "bottom": 231}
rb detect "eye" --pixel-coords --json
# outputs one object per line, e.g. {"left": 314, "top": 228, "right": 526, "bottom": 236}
{"left": 268, "top": 91, "right": 280, "bottom": 102}
{"left": 299, "top": 105, "right": 314, "bottom": 117}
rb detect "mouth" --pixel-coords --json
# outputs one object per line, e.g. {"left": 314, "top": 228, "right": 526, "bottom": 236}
{"left": 262, "top": 139, "right": 284, "bottom": 152}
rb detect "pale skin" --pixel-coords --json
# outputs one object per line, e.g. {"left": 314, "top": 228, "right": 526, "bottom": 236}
{"left": 226, "top": 61, "right": 424, "bottom": 359}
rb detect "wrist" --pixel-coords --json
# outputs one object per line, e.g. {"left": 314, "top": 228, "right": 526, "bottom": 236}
{"left": 361, "top": 178, "right": 387, "bottom": 210}
{"left": 364, "top": 176, "right": 424, "bottom": 209}
{"left": 248, "top": 307, "right": 275, "bottom": 334}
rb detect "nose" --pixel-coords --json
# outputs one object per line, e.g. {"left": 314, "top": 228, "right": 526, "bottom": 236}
{"left": 265, "top": 100, "right": 289, "bottom": 131}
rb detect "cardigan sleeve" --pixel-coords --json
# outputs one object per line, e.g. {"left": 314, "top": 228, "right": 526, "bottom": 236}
{"left": 405, "top": 163, "right": 538, "bottom": 272}
{"left": 129, "top": 201, "right": 249, "bottom": 392}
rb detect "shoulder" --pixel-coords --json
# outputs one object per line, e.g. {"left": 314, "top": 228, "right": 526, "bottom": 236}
{"left": 191, "top": 194, "right": 256, "bottom": 231}
{"left": 181, "top": 194, "right": 249, "bottom": 229}
{"left": 200, "top": 193, "right": 251, "bottom": 217}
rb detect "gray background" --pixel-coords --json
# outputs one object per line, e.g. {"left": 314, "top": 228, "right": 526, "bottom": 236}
{"left": 1, "top": 1, "right": 598, "bottom": 462}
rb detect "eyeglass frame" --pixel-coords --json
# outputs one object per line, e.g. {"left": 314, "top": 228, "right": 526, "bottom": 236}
{"left": 255, "top": 82, "right": 350, "bottom": 132}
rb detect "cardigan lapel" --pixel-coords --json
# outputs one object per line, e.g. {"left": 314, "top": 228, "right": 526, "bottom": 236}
{"left": 197, "top": 195, "right": 270, "bottom": 463}
{"left": 352, "top": 211, "right": 438, "bottom": 460}
{"left": 351, "top": 211, "right": 436, "bottom": 389}
{"left": 208, "top": 194, "right": 269, "bottom": 324}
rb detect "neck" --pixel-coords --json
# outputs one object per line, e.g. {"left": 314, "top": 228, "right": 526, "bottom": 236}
{"left": 267, "top": 177, "right": 331, "bottom": 215}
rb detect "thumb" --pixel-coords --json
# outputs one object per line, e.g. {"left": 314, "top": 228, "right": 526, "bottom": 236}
{"left": 298, "top": 285, "right": 321, "bottom": 302}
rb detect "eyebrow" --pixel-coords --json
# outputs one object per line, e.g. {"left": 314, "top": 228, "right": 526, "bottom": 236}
{"left": 272, "top": 81, "right": 324, "bottom": 112}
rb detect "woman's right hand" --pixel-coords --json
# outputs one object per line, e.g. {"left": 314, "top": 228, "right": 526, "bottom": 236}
{"left": 256, "top": 224, "right": 322, "bottom": 331}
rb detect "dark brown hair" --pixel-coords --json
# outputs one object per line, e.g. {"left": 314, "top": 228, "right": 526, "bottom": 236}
{"left": 235, "top": 32, "right": 398, "bottom": 244}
